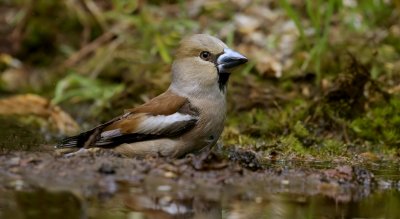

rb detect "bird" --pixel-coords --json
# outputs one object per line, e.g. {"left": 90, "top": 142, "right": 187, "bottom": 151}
{"left": 56, "top": 34, "right": 248, "bottom": 158}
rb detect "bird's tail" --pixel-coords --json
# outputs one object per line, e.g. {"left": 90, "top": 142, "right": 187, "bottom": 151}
{"left": 56, "top": 118, "right": 116, "bottom": 149}
{"left": 56, "top": 135, "right": 80, "bottom": 148}
{"left": 56, "top": 130, "right": 94, "bottom": 149}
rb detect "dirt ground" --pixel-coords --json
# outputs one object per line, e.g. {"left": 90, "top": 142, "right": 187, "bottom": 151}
{"left": 0, "top": 147, "right": 378, "bottom": 200}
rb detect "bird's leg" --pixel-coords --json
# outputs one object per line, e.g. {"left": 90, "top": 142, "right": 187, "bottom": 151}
{"left": 197, "top": 144, "right": 213, "bottom": 161}
{"left": 189, "top": 144, "right": 217, "bottom": 170}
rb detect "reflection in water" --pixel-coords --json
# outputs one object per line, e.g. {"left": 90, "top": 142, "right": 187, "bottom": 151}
{"left": 92, "top": 186, "right": 400, "bottom": 219}
{"left": 123, "top": 195, "right": 221, "bottom": 219}
{"left": 1, "top": 185, "right": 400, "bottom": 219}
{"left": 0, "top": 189, "right": 84, "bottom": 219}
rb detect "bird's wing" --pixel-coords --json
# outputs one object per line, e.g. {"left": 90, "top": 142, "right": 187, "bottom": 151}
{"left": 57, "top": 91, "right": 199, "bottom": 149}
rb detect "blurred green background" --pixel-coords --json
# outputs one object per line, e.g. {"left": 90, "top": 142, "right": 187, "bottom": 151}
{"left": 0, "top": 0, "right": 399, "bottom": 160}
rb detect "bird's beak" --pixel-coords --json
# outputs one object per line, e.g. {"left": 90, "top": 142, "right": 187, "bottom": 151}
{"left": 217, "top": 48, "right": 248, "bottom": 73}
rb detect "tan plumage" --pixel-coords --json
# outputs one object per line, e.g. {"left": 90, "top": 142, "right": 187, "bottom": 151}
{"left": 57, "top": 34, "right": 247, "bottom": 158}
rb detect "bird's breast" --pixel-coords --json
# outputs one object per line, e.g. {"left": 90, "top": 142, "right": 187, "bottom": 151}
{"left": 187, "top": 96, "right": 227, "bottom": 147}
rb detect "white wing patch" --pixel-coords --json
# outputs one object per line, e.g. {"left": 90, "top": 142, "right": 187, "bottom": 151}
{"left": 101, "top": 129, "right": 121, "bottom": 138}
{"left": 136, "top": 113, "right": 196, "bottom": 134}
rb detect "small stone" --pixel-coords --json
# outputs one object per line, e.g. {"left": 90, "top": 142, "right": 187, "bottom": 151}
{"left": 157, "top": 185, "right": 172, "bottom": 192}
{"left": 164, "top": 171, "right": 177, "bottom": 178}
{"left": 281, "top": 180, "right": 290, "bottom": 185}
{"left": 10, "top": 179, "right": 25, "bottom": 190}
{"left": 8, "top": 157, "right": 20, "bottom": 166}
{"left": 359, "top": 152, "right": 379, "bottom": 161}
{"left": 98, "top": 163, "right": 116, "bottom": 174}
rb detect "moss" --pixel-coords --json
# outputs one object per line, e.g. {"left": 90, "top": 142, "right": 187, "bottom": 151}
{"left": 2, "top": 0, "right": 400, "bottom": 163}
{"left": 279, "top": 134, "right": 306, "bottom": 155}
{"left": 350, "top": 97, "right": 400, "bottom": 147}
{"left": 0, "top": 116, "right": 45, "bottom": 151}
{"left": 293, "top": 121, "right": 310, "bottom": 138}
{"left": 319, "top": 139, "right": 347, "bottom": 157}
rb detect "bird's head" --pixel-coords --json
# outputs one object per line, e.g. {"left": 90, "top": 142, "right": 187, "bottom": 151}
{"left": 171, "top": 34, "right": 248, "bottom": 95}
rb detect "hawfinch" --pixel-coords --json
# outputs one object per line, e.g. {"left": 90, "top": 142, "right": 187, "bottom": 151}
{"left": 57, "top": 34, "right": 248, "bottom": 157}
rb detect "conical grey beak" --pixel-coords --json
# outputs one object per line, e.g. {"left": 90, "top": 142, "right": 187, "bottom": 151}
{"left": 217, "top": 48, "right": 248, "bottom": 73}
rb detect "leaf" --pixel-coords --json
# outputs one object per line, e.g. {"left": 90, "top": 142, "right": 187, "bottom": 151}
{"left": 52, "top": 74, "right": 124, "bottom": 106}
{"left": 155, "top": 35, "right": 172, "bottom": 63}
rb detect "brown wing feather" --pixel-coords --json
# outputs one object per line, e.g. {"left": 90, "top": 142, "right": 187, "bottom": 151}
{"left": 104, "top": 90, "right": 189, "bottom": 132}
{"left": 125, "top": 90, "right": 187, "bottom": 115}
{"left": 57, "top": 90, "right": 198, "bottom": 149}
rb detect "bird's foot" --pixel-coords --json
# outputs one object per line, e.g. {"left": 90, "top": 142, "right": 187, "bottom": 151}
{"left": 197, "top": 145, "right": 213, "bottom": 160}
{"left": 188, "top": 146, "right": 214, "bottom": 170}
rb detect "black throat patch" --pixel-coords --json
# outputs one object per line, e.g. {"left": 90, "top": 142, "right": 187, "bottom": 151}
{"left": 218, "top": 72, "right": 230, "bottom": 92}
{"left": 211, "top": 51, "right": 229, "bottom": 92}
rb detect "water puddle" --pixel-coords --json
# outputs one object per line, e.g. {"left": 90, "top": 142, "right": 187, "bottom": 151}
{"left": 1, "top": 185, "right": 399, "bottom": 219}
{"left": 0, "top": 145, "right": 399, "bottom": 219}
{"left": 1, "top": 161, "right": 399, "bottom": 219}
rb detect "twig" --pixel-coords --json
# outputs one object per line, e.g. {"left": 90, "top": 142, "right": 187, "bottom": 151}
{"left": 9, "top": 0, "right": 33, "bottom": 54}
{"left": 342, "top": 123, "right": 350, "bottom": 144}
{"left": 89, "top": 37, "right": 124, "bottom": 78}
{"left": 63, "top": 30, "right": 117, "bottom": 67}
{"left": 82, "top": 0, "right": 107, "bottom": 31}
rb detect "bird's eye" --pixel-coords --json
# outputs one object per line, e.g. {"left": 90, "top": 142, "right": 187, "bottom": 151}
{"left": 200, "top": 51, "right": 211, "bottom": 61}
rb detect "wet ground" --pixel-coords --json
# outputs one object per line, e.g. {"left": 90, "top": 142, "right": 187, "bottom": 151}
{"left": 1, "top": 148, "right": 400, "bottom": 219}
